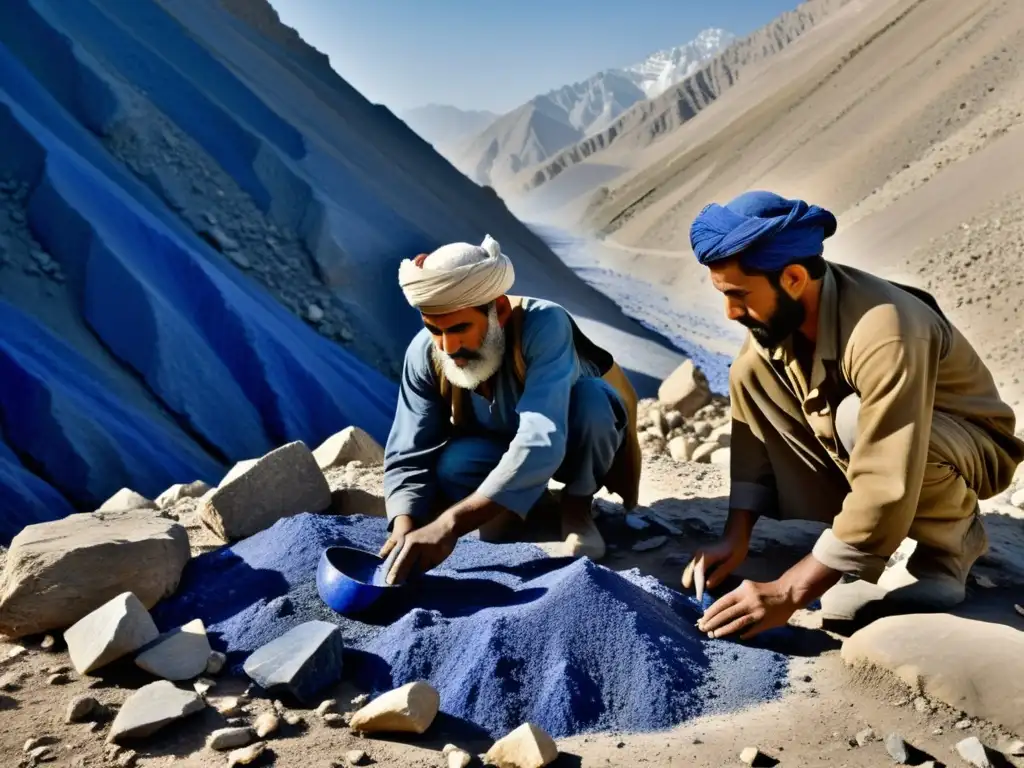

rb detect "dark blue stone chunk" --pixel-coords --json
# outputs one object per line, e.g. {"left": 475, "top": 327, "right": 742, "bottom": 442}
{"left": 243, "top": 620, "right": 343, "bottom": 703}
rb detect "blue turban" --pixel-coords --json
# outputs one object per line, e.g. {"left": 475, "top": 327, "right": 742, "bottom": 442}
{"left": 689, "top": 190, "right": 837, "bottom": 269}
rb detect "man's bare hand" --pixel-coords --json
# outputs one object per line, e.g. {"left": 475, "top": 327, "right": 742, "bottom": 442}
{"left": 682, "top": 530, "right": 750, "bottom": 598}
{"left": 385, "top": 516, "right": 458, "bottom": 585}
{"left": 379, "top": 515, "right": 417, "bottom": 559}
{"left": 696, "top": 578, "right": 796, "bottom": 640}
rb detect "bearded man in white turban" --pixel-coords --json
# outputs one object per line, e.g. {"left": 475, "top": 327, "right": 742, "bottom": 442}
{"left": 379, "top": 235, "right": 642, "bottom": 585}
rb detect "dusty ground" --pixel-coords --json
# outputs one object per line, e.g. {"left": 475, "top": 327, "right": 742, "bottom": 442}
{"left": 2, "top": 455, "right": 1021, "bottom": 768}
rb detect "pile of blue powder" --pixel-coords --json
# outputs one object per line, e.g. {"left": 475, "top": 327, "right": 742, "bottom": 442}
{"left": 152, "top": 514, "right": 788, "bottom": 739}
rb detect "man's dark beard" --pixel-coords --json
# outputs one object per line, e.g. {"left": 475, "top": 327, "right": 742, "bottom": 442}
{"left": 447, "top": 348, "right": 480, "bottom": 362}
{"left": 738, "top": 287, "right": 806, "bottom": 349}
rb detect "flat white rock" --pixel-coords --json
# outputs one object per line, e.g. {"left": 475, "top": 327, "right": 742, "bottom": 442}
{"left": 484, "top": 723, "right": 559, "bottom": 768}
{"left": 135, "top": 619, "right": 212, "bottom": 681}
{"left": 65, "top": 592, "right": 159, "bottom": 675}
{"left": 955, "top": 736, "right": 992, "bottom": 768}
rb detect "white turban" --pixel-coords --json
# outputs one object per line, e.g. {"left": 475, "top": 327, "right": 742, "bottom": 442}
{"left": 398, "top": 235, "right": 515, "bottom": 315}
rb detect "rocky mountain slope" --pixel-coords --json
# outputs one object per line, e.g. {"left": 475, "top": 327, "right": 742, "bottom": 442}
{"left": 514, "top": 0, "right": 852, "bottom": 202}
{"left": 0, "top": 0, "right": 685, "bottom": 543}
{"left": 450, "top": 29, "right": 731, "bottom": 190}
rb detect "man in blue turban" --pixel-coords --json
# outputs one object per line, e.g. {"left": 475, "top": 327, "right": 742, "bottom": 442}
{"left": 680, "top": 191, "right": 1023, "bottom": 638}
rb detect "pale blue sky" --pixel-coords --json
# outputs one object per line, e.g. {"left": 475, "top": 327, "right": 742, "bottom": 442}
{"left": 266, "top": 1, "right": 803, "bottom": 114}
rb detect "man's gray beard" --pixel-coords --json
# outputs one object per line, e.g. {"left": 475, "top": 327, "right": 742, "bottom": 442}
{"left": 431, "top": 305, "right": 506, "bottom": 390}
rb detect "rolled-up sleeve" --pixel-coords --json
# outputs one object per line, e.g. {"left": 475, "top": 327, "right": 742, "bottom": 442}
{"left": 382, "top": 333, "right": 449, "bottom": 526}
{"left": 812, "top": 333, "right": 942, "bottom": 581}
{"left": 476, "top": 306, "right": 577, "bottom": 516}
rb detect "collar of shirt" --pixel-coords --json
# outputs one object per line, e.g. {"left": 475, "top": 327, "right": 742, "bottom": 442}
{"left": 751, "top": 264, "right": 840, "bottom": 401}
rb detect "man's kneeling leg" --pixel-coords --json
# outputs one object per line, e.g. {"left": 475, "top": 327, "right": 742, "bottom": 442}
{"left": 436, "top": 436, "right": 524, "bottom": 542}
{"left": 820, "top": 464, "right": 986, "bottom": 631}
{"left": 551, "top": 377, "right": 627, "bottom": 560}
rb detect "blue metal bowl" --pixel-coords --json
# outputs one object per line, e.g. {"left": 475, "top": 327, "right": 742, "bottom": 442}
{"left": 316, "top": 546, "right": 397, "bottom": 615}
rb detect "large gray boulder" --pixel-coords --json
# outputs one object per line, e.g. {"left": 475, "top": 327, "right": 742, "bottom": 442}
{"left": 842, "top": 614, "right": 1024, "bottom": 734}
{"left": 243, "top": 620, "right": 343, "bottom": 703}
{"left": 657, "top": 360, "right": 711, "bottom": 417}
{"left": 201, "top": 441, "right": 331, "bottom": 542}
{"left": 0, "top": 511, "right": 189, "bottom": 638}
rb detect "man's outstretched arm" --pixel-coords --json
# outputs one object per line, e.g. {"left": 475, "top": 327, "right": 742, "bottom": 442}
{"left": 698, "top": 332, "right": 943, "bottom": 639}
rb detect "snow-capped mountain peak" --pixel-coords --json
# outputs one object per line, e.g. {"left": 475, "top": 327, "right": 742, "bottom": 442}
{"left": 625, "top": 28, "right": 737, "bottom": 98}
{"left": 448, "top": 27, "right": 735, "bottom": 187}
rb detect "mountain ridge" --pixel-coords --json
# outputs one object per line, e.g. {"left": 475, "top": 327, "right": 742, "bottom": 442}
{"left": 450, "top": 28, "right": 733, "bottom": 188}
{"left": 518, "top": 0, "right": 855, "bottom": 196}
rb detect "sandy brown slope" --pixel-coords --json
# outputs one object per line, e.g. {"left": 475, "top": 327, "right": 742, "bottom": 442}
{"left": 559, "top": 0, "right": 1024, "bottom": 412}
{"left": 587, "top": 0, "right": 1024, "bottom": 246}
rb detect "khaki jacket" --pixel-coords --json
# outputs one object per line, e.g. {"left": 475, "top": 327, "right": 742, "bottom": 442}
{"left": 731, "top": 262, "right": 1024, "bottom": 555}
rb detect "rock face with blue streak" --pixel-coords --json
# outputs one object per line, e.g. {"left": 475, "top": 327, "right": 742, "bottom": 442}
{"left": 243, "top": 620, "right": 344, "bottom": 704}
{"left": 0, "top": 0, "right": 681, "bottom": 546}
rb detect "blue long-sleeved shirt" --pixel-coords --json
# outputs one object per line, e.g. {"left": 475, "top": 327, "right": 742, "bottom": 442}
{"left": 382, "top": 297, "right": 601, "bottom": 523}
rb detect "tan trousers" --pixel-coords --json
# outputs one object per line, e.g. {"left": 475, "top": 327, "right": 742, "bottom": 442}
{"left": 742, "top": 393, "right": 984, "bottom": 581}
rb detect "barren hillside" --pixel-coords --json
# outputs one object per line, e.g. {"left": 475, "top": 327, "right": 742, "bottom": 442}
{"left": 556, "top": 0, "right": 1024, "bottom": 417}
